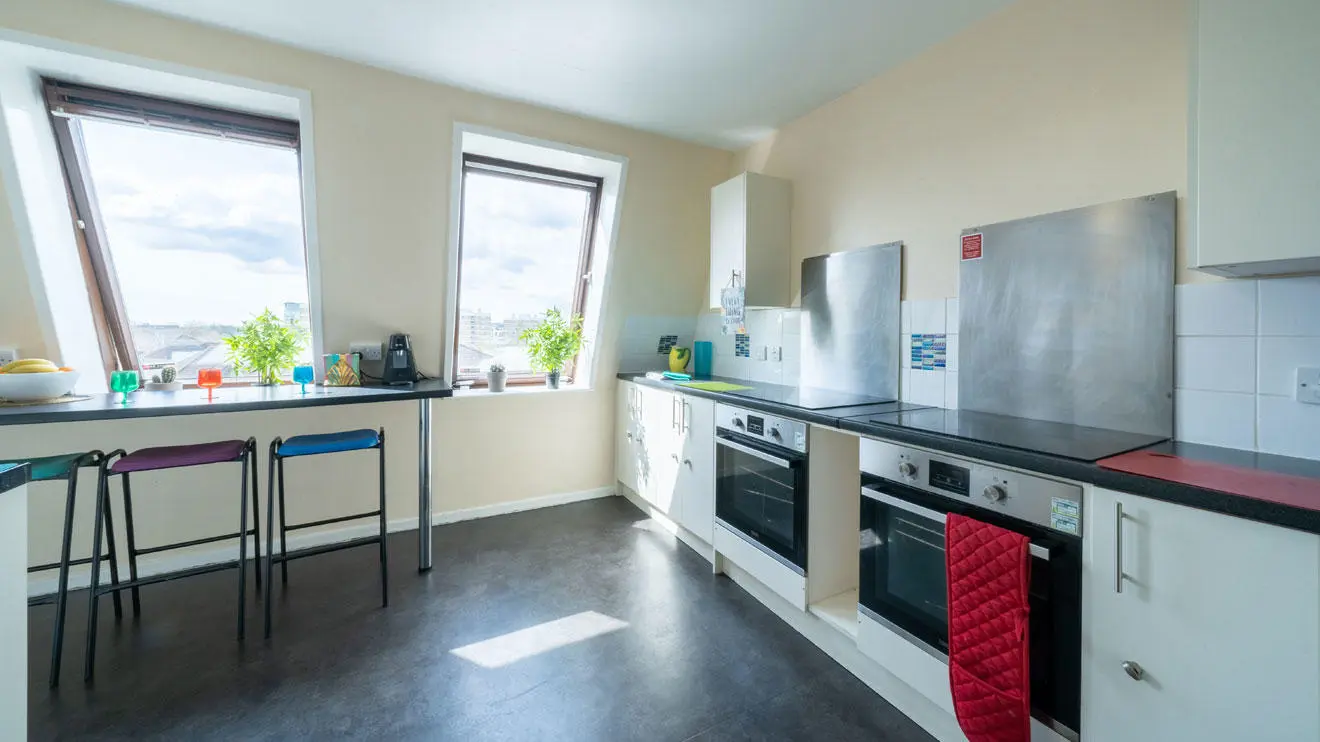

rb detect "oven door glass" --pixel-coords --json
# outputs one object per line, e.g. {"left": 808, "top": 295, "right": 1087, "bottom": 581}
{"left": 715, "top": 432, "right": 808, "bottom": 570}
{"left": 860, "top": 484, "right": 951, "bottom": 653}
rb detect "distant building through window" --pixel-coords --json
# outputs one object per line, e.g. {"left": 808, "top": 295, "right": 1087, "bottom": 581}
{"left": 44, "top": 79, "right": 311, "bottom": 383}
{"left": 452, "top": 154, "right": 602, "bottom": 384}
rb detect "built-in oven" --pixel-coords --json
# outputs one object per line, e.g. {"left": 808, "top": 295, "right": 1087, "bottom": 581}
{"left": 858, "top": 440, "right": 1081, "bottom": 741}
{"left": 714, "top": 404, "right": 809, "bottom": 573}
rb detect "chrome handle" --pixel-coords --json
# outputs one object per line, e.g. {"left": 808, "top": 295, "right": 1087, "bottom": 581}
{"left": 671, "top": 453, "right": 679, "bottom": 462}
{"left": 861, "top": 487, "right": 1053, "bottom": 561}
{"left": 672, "top": 396, "right": 680, "bottom": 431}
{"left": 683, "top": 459, "right": 692, "bottom": 468}
{"left": 682, "top": 401, "right": 690, "bottom": 435}
{"left": 1115, "top": 501, "right": 1126, "bottom": 594}
{"left": 1122, "top": 660, "right": 1145, "bottom": 681}
{"left": 716, "top": 437, "right": 792, "bottom": 468}
{"left": 625, "top": 432, "right": 633, "bottom": 441}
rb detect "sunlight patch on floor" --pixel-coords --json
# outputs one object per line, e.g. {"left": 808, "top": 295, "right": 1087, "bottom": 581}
{"left": 450, "top": 611, "right": 630, "bottom": 668}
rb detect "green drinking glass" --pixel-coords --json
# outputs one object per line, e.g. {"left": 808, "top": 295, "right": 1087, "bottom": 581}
{"left": 110, "top": 370, "right": 139, "bottom": 405}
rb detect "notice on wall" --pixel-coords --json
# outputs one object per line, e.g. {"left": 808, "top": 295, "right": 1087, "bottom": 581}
{"left": 961, "top": 233, "right": 983, "bottom": 261}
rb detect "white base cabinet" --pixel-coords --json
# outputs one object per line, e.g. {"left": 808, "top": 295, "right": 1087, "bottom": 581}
{"left": 1083, "top": 486, "right": 1320, "bottom": 742}
{"left": 615, "top": 381, "right": 715, "bottom": 545}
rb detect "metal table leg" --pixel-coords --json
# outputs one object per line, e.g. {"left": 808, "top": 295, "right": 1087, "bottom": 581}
{"left": 418, "top": 398, "right": 433, "bottom": 572}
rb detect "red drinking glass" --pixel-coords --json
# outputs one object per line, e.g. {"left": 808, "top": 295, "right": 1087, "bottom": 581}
{"left": 197, "top": 368, "right": 223, "bottom": 401}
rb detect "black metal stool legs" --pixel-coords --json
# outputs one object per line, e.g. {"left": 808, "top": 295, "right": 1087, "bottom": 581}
{"left": 83, "top": 453, "right": 118, "bottom": 682}
{"left": 237, "top": 443, "right": 251, "bottom": 641}
{"left": 120, "top": 473, "right": 142, "bottom": 617}
{"left": 264, "top": 438, "right": 280, "bottom": 639}
{"left": 250, "top": 443, "right": 262, "bottom": 595}
{"left": 277, "top": 456, "right": 288, "bottom": 585}
{"left": 378, "top": 428, "right": 388, "bottom": 608}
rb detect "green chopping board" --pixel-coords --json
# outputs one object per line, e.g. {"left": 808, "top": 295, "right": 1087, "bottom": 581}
{"left": 676, "top": 381, "right": 753, "bottom": 392}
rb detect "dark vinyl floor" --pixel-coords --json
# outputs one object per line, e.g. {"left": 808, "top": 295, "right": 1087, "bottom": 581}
{"left": 28, "top": 496, "right": 934, "bottom": 741}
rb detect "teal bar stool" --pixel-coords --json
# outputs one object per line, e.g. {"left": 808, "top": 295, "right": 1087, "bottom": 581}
{"left": 264, "top": 428, "right": 388, "bottom": 638}
{"left": 0, "top": 451, "right": 123, "bottom": 687}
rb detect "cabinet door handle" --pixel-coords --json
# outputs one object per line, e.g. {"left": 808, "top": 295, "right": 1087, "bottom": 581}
{"left": 682, "top": 401, "right": 690, "bottom": 435}
{"left": 671, "top": 453, "right": 680, "bottom": 462}
{"left": 1115, "top": 501, "right": 1126, "bottom": 594}
{"left": 683, "top": 458, "right": 692, "bottom": 468}
{"left": 672, "top": 396, "right": 681, "bottom": 431}
{"left": 1122, "top": 660, "right": 1145, "bottom": 681}
{"left": 625, "top": 432, "right": 633, "bottom": 441}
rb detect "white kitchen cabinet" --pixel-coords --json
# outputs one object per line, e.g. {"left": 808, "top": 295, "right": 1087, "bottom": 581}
{"left": 1083, "top": 487, "right": 1320, "bottom": 742}
{"left": 1191, "top": 1, "right": 1320, "bottom": 276}
{"left": 675, "top": 396, "right": 715, "bottom": 544}
{"left": 615, "top": 381, "right": 641, "bottom": 495}
{"left": 709, "top": 172, "right": 792, "bottom": 308}
{"left": 636, "top": 383, "right": 682, "bottom": 519}
{"left": 614, "top": 382, "right": 716, "bottom": 545}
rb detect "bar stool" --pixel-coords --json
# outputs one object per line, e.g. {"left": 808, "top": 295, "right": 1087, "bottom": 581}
{"left": 85, "top": 438, "right": 260, "bottom": 681}
{"left": 265, "top": 428, "right": 387, "bottom": 638}
{"left": 0, "top": 451, "right": 122, "bottom": 687}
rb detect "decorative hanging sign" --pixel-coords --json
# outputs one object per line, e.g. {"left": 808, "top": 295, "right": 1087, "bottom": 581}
{"left": 720, "top": 271, "right": 746, "bottom": 336}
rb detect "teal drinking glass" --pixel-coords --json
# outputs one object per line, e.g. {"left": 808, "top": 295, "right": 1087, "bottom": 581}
{"left": 110, "top": 370, "right": 138, "bottom": 405}
{"left": 292, "top": 365, "right": 314, "bottom": 394}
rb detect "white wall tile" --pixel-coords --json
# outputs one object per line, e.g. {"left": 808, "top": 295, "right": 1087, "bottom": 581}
{"left": 909, "top": 369, "right": 946, "bottom": 408}
{"left": 1258, "top": 276, "right": 1320, "bottom": 337}
{"left": 910, "top": 300, "right": 946, "bottom": 334}
{"left": 1174, "top": 336, "right": 1256, "bottom": 393}
{"left": 902, "top": 334, "right": 914, "bottom": 369}
{"left": 944, "top": 372, "right": 959, "bottom": 409}
{"left": 945, "top": 298, "right": 960, "bottom": 334}
{"left": 900, "top": 368, "right": 912, "bottom": 403}
{"left": 1258, "top": 337, "right": 1320, "bottom": 398}
{"left": 1258, "top": 396, "right": 1320, "bottom": 459}
{"left": 1174, "top": 389, "right": 1255, "bottom": 449}
{"left": 1174, "top": 281, "right": 1256, "bottom": 336}
{"left": 780, "top": 309, "right": 801, "bottom": 338}
{"left": 945, "top": 334, "right": 959, "bottom": 373}
{"left": 750, "top": 360, "right": 783, "bottom": 385}
{"left": 695, "top": 311, "right": 721, "bottom": 343}
{"left": 900, "top": 301, "right": 912, "bottom": 334}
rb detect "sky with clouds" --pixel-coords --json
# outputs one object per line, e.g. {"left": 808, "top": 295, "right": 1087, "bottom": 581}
{"left": 80, "top": 120, "right": 588, "bottom": 342}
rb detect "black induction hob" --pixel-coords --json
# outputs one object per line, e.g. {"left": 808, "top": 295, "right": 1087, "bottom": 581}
{"left": 849, "top": 407, "right": 1169, "bottom": 462}
{"left": 726, "top": 385, "right": 898, "bottom": 411}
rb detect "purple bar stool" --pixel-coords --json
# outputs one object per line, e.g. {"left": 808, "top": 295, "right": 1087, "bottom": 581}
{"left": 84, "top": 437, "right": 260, "bottom": 682}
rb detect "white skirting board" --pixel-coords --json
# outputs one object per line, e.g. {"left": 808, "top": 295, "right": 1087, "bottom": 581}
{"left": 28, "top": 485, "right": 616, "bottom": 598}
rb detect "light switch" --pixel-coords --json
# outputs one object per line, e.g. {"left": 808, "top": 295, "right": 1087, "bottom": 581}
{"left": 770, "top": 346, "right": 783, "bottom": 362}
{"left": 1296, "top": 367, "right": 1320, "bottom": 404}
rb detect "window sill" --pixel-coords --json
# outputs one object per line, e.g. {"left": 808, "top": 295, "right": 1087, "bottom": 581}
{"left": 451, "top": 382, "right": 593, "bottom": 399}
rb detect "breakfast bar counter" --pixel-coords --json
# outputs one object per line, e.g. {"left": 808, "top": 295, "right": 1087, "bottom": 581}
{"left": 0, "top": 381, "right": 453, "bottom": 571}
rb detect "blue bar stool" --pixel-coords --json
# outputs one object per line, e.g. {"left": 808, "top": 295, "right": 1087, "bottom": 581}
{"left": 264, "top": 427, "right": 387, "bottom": 638}
{"left": 0, "top": 451, "right": 122, "bottom": 687}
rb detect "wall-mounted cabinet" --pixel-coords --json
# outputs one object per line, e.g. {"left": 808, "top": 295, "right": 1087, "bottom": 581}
{"left": 1191, "top": 1, "right": 1320, "bottom": 276}
{"left": 1082, "top": 486, "right": 1320, "bottom": 741}
{"left": 709, "top": 172, "right": 792, "bottom": 309}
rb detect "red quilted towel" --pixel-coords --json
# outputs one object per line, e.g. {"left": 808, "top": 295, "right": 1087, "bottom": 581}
{"left": 945, "top": 513, "right": 1031, "bottom": 742}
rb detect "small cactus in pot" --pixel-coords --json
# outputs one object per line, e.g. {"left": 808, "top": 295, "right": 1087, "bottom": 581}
{"left": 145, "top": 365, "right": 183, "bottom": 391}
{"left": 487, "top": 363, "right": 507, "bottom": 393}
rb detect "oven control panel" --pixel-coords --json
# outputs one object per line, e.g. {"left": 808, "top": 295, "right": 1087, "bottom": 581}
{"left": 716, "top": 404, "right": 808, "bottom": 453}
{"left": 861, "top": 438, "right": 1082, "bottom": 535}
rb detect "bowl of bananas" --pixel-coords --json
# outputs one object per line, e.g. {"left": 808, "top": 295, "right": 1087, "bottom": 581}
{"left": 0, "top": 359, "right": 81, "bottom": 402}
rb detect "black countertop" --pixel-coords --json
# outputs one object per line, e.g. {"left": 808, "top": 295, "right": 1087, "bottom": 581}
{"left": 619, "top": 372, "right": 1320, "bottom": 535}
{"left": 0, "top": 380, "right": 453, "bottom": 427}
{"left": 0, "top": 463, "right": 28, "bottom": 495}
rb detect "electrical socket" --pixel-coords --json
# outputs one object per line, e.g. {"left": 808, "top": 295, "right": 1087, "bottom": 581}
{"left": 0, "top": 348, "right": 17, "bottom": 366}
{"left": 770, "top": 346, "right": 783, "bottom": 362}
{"left": 349, "top": 342, "right": 383, "bottom": 362}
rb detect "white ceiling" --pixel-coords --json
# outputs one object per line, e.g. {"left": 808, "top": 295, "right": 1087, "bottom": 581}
{"left": 111, "top": 0, "right": 1013, "bottom": 149}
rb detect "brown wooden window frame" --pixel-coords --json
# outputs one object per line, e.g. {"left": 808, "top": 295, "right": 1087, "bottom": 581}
{"left": 41, "top": 78, "right": 305, "bottom": 386}
{"left": 452, "top": 153, "right": 603, "bottom": 388}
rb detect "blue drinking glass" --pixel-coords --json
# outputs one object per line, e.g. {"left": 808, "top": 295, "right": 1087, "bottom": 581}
{"left": 292, "top": 365, "right": 314, "bottom": 395}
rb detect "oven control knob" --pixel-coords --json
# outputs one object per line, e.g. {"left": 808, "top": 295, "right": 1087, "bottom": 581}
{"left": 733, "top": 418, "right": 745, "bottom": 430}
{"left": 898, "top": 461, "right": 918, "bottom": 479}
{"left": 769, "top": 428, "right": 782, "bottom": 440}
{"left": 982, "top": 484, "right": 1008, "bottom": 503}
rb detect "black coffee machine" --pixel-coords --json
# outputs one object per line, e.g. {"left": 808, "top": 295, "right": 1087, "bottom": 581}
{"left": 381, "top": 333, "right": 416, "bottom": 385}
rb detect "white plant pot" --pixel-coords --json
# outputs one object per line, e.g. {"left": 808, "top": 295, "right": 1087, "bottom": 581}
{"left": 487, "top": 371, "right": 507, "bottom": 393}
{"left": 144, "top": 381, "right": 184, "bottom": 392}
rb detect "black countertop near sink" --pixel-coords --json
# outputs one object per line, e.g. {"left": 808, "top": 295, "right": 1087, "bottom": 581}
{"left": 619, "top": 372, "right": 1320, "bottom": 535}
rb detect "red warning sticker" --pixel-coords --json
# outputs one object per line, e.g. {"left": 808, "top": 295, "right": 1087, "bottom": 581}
{"left": 961, "top": 233, "right": 983, "bottom": 261}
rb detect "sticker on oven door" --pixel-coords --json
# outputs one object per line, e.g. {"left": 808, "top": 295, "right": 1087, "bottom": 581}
{"left": 1051, "top": 497, "right": 1080, "bottom": 519}
{"left": 1050, "top": 513, "right": 1080, "bottom": 535}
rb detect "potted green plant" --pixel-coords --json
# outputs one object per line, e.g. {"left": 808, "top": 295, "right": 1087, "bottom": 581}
{"left": 487, "top": 363, "right": 507, "bottom": 393}
{"left": 144, "top": 365, "right": 182, "bottom": 392}
{"left": 223, "top": 309, "right": 308, "bottom": 386}
{"left": 519, "top": 308, "right": 584, "bottom": 389}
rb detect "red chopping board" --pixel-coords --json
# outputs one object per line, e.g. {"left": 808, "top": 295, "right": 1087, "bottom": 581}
{"left": 1098, "top": 450, "right": 1320, "bottom": 513}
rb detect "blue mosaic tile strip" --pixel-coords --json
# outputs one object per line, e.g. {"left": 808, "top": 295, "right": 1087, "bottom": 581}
{"left": 657, "top": 335, "right": 679, "bottom": 354}
{"left": 735, "top": 333, "right": 750, "bottom": 358}
{"left": 910, "top": 333, "right": 947, "bottom": 371}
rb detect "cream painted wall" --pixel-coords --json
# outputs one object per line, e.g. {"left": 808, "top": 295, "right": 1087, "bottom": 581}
{"left": 0, "top": 0, "right": 732, "bottom": 577}
{"left": 738, "top": 0, "right": 1193, "bottom": 302}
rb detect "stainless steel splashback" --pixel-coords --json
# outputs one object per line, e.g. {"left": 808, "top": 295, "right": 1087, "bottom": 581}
{"left": 958, "top": 192, "right": 1175, "bottom": 437}
{"left": 800, "top": 242, "right": 901, "bottom": 399}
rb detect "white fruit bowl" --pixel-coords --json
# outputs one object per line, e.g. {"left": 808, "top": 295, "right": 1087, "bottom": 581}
{"left": 0, "top": 371, "right": 81, "bottom": 402}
